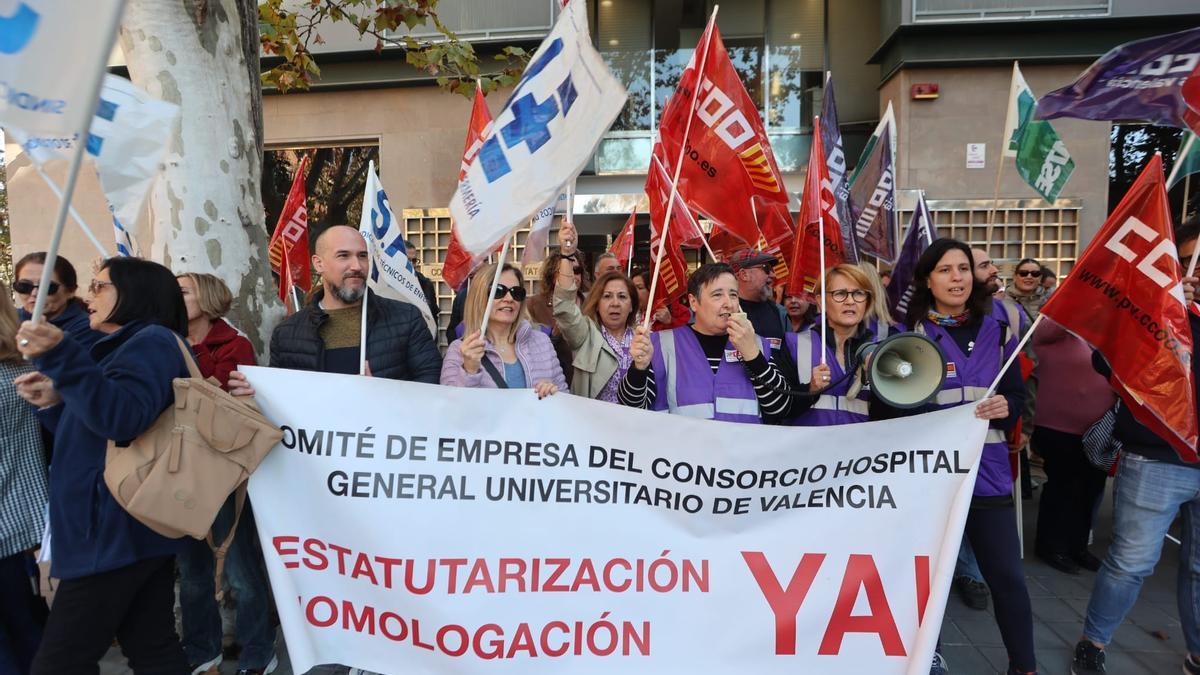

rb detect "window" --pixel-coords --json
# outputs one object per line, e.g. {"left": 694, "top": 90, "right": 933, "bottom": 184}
{"left": 594, "top": 0, "right": 825, "bottom": 174}
{"left": 912, "top": 0, "right": 1110, "bottom": 23}
{"left": 401, "top": 0, "right": 560, "bottom": 42}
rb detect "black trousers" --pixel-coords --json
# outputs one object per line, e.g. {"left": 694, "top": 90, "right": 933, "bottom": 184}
{"left": 0, "top": 552, "right": 44, "bottom": 674}
{"left": 1033, "top": 426, "right": 1109, "bottom": 556}
{"left": 964, "top": 501, "right": 1037, "bottom": 672}
{"left": 31, "top": 555, "right": 187, "bottom": 675}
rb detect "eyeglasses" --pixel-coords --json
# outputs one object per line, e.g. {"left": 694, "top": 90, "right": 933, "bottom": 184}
{"left": 827, "top": 289, "right": 870, "bottom": 303}
{"left": 88, "top": 279, "right": 115, "bottom": 295}
{"left": 12, "top": 280, "right": 60, "bottom": 295}
{"left": 492, "top": 284, "right": 527, "bottom": 302}
{"left": 1016, "top": 269, "right": 1042, "bottom": 278}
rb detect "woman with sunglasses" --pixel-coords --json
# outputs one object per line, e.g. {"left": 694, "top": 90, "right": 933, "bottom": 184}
{"left": 1006, "top": 257, "right": 1046, "bottom": 320}
{"left": 552, "top": 258, "right": 640, "bottom": 401}
{"left": 13, "top": 252, "right": 104, "bottom": 351}
{"left": 784, "top": 264, "right": 891, "bottom": 426}
{"left": 441, "top": 263, "right": 567, "bottom": 398}
{"left": 13, "top": 257, "right": 192, "bottom": 673}
{"left": 891, "top": 238, "right": 1035, "bottom": 675}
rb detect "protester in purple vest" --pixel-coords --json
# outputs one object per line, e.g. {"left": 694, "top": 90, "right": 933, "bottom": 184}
{"left": 617, "top": 263, "right": 793, "bottom": 424}
{"left": 441, "top": 263, "right": 567, "bottom": 397}
{"left": 887, "top": 238, "right": 1035, "bottom": 675}
{"left": 784, "top": 264, "right": 890, "bottom": 426}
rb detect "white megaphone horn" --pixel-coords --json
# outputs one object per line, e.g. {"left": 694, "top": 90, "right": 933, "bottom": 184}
{"left": 854, "top": 331, "right": 946, "bottom": 409}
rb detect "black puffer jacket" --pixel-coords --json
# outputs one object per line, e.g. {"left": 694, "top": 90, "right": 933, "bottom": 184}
{"left": 269, "top": 288, "right": 442, "bottom": 383}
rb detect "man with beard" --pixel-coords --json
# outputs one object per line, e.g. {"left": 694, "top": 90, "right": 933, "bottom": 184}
{"left": 729, "top": 249, "right": 788, "bottom": 350}
{"left": 262, "top": 225, "right": 441, "bottom": 381}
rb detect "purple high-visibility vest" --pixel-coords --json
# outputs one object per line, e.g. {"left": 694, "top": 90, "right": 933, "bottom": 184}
{"left": 784, "top": 328, "right": 870, "bottom": 426}
{"left": 649, "top": 326, "right": 768, "bottom": 424}
{"left": 918, "top": 315, "right": 1015, "bottom": 498}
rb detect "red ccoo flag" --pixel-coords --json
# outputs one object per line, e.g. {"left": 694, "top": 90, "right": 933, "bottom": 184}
{"left": 1040, "top": 154, "right": 1197, "bottom": 462}
{"left": 443, "top": 88, "right": 496, "bottom": 291}
{"left": 787, "top": 117, "right": 846, "bottom": 301}
{"left": 657, "top": 20, "right": 789, "bottom": 249}
{"left": 268, "top": 154, "right": 312, "bottom": 306}
{"left": 646, "top": 149, "right": 706, "bottom": 249}
{"left": 610, "top": 210, "right": 637, "bottom": 272}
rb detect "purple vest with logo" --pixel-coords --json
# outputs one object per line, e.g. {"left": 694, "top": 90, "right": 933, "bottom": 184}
{"left": 783, "top": 328, "right": 870, "bottom": 426}
{"left": 649, "top": 326, "right": 767, "bottom": 424}
{"left": 920, "top": 316, "right": 1015, "bottom": 498}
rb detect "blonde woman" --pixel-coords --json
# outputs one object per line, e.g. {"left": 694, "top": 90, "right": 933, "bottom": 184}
{"left": 176, "top": 273, "right": 256, "bottom": 390}
{"left": 552, "top": 258, "right": 640, "bottom": 401}
{"left": 0, "top": 281, "right": 48, "bottom": 673}
{"left": 441, "top": 263, "right": 567, "bottom": 397}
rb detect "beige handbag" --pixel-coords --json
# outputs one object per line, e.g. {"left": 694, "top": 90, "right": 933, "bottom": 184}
{"left": 104, "top": 336, "right": 282, "bottom": 587}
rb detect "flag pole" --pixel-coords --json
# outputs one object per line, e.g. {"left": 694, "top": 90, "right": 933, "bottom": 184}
{"left": 1168, "top": 133, "right": 1194, "bottom": 187}
{"left": 359, "top": 252, "right": 371, "bottom": 376}
{"left": 627, "top": 214, "right": 635, "bottom": 276}
{"left": 29, "top": 1, "right": 127, "bottom": 324}
{"left": 985, "top": 314, "right": 1044, "bottom": 398}
{"left": 34, "top": 167, "right": 109, "bottom": 257}
{"left": 478, "top": 234, "right": 513, "bottom": 338}
{"left": 643, "top": 4, "right": 719, "bottom": 330}
{"left": 920, "top": 189, "right": 934, "bottom": 241}
{"left": 985, "top": 155, "right": 1006, "bottom": 249}
{"left": 816, "top": 115, "right": 828, "bottom": 366}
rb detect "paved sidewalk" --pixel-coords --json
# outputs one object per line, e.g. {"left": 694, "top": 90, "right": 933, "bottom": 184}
{"left": 99, "top": 470, "right": 1189, "bottom": 675}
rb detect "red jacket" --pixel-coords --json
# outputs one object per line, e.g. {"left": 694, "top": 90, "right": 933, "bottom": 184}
{"left": 193, "top": 318, "right": 256, "bottom": 389}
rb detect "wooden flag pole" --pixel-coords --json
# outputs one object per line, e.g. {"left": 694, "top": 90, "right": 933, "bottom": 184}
{"left": 985, "top": 153, "right": 1006, "bottom": 249}
{"left": 985, "top": 314, "right": 1043, "bottom": 398}
{"left": 643, "top": 5, "right": 719, "bottom": 331}
{"left": 29, "top": 1, "right": 127, "bottom": 324}
{"left": 359, "top": 251, "right": 371, "bottom": 376}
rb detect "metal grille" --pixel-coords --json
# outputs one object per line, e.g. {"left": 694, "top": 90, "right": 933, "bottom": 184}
{"left": 897, "top": 197, "right": 1082, "bottom": 279}
{"left": 913, "top": 0, "right": 1109, "bottom": 22}
{"left": 402, "top": 208, "right": 546, "bottom": 346}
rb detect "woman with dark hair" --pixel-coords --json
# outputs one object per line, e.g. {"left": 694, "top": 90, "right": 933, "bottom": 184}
{"left": 13, "top": 252, "right": 104, "bottom": 351}
{"left": 552, "top": 258, "right": 640, "bottom": 400}
{"left": 14, "top": 257, "right": 191, "bottom": 674}
{"left": 1006, "top": 257, "right": 1046, "bottom": 320}
{"left": 899, "top": 238, "right": 1035, "bottom": 675}
{"left": 175, "top": 273, "right": 275, "bottom": 674}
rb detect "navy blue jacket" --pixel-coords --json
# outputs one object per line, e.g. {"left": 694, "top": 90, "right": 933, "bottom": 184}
{"left": 35, "top": 322, "right": 188, "bottom": 580}
{"left": 20, "top": 299, "right": 105, "bottom": 352}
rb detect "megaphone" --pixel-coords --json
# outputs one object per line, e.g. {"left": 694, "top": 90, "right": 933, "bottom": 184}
{"left": 854, "top": 331, "right": 946, "bottom": 409}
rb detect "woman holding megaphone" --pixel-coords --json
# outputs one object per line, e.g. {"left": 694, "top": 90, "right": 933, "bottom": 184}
{"left": 784, "top": 264, "right": 894, "bottom": 426}
{"left": 894, "top": 237, "right": 1036, "bottom": 675}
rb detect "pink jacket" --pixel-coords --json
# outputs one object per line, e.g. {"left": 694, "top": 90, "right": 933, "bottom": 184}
{"left": 1032, "top": 318, "right": 1117, "bottom": 435}
{"left": 440, "top": 320, "right": 569, "bottom": 391}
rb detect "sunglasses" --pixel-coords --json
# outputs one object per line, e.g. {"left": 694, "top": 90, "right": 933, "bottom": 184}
{"left": 12, "top": 280, "right": 60, "bottom": 295}
{"left": 492, "top": 284, "right": 527, "bottom": 302}
{"left": 1015, "top": 269, "right": 1042, "bottom": 278}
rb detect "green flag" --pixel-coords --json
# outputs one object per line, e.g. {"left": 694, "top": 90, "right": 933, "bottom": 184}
{"left": 1005, "top": 62, "right": 1075, "bottom": 203}
{"left": 1168, "top": 132, "right": 1199, "bottom": 189}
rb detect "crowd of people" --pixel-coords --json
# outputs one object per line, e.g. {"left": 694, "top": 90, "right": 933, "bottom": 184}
{"left": 0, "top": 215, "right": 1196, "bottom": 675}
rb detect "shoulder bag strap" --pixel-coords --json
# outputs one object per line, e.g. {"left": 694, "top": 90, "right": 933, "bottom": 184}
{"left": 206, "top": 482, "right": 248, "bottom": 602}
{"left": 480, "top": 357, "right": 509, "bottom": 389}
{"left": 171, "top": 334, "right": 203, "bottom": 380}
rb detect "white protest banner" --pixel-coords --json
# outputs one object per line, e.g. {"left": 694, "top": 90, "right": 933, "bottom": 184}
{"left": 359, "top": 162, "right": 437, "bottom": 337}
{"left": 448, "top": 0, "right": 626, "bottom": 255}
{"left": 9, "top": 74, "right": 180, "bottom": 254}
{"left": 244, "top": 366, "right": 987, "bottom": 675}
{"left": 520, "top": 184, "right": 570, "bottom": 265}
{"left": 0, "top": 0, "right": 126, "bottom": 135}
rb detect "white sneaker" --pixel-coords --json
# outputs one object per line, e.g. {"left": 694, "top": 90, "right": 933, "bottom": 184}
{"left": 190, "top": 655, "right": 222, "bottom": 675}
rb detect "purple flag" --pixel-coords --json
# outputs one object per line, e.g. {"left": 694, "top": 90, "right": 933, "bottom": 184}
{"left": 821, "top": 73, "right": 858, "bottom": 263}
{"left": 887, "top": 192, "right": 934, "bottom": 322}
{"left": 849, "top": 124, "right": 898, "bottom": 262}
{"left": 1036, "top": 27, "right": 1200, "bottom": 129}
